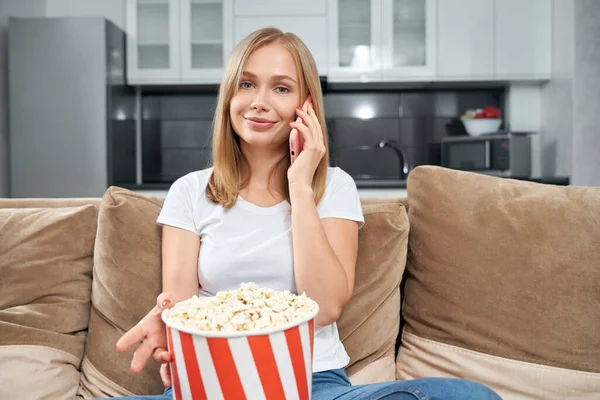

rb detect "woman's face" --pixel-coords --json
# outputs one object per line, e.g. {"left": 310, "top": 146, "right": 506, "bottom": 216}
{"left": 230, "top": 43, "right": 301, "bottom": 152}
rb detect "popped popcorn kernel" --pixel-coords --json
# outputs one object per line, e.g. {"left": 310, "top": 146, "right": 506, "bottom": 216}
{"left": 164, "top": 283, "right": 318, "bottom": 333}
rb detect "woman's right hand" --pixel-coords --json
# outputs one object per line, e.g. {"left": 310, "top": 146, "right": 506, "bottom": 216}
{"left": 116, "top": 292, "right": 176, "bottom": 387}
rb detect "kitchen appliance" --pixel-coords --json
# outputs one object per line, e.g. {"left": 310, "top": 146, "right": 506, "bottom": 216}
{"left": 8, "top": 17, "right": 134, "bottom": 197}
{"left": 441, "top": 132, "right": 531, "bottom": 178}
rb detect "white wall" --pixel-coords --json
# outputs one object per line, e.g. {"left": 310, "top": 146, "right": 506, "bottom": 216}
{"left": 0, "top": 0, "right": 47, "bottom": 197}
{"left": 44, "top": 0, "right": 125, "bottom": 31}
{"left": 572, "top": 0, "right": 600, "bottom": 186}
{"left": 540, "top": 0, "right": 600, "bottom": 187}
{"left": 541, "top": 0, "right": 574, "bottom": 178}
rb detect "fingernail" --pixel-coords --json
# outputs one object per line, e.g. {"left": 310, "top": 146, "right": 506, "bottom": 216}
{"left": 161, "top": 299, "right": 170, "bottom": 308}
{"left": 296, "top": 107, "right": 302, "bottom": 111}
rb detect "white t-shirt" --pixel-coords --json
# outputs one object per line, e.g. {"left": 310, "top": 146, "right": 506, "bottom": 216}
{"left": 156, "top": 166, "right": 364, "bottom": 372}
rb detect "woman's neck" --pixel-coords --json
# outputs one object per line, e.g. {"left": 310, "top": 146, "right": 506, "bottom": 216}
{"left": 240, "top": 143, "right": 289, "bottom": 197}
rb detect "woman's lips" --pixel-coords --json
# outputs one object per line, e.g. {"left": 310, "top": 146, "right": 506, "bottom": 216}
{"left": 245, "top": 117, "right": 275, "bottom": 130}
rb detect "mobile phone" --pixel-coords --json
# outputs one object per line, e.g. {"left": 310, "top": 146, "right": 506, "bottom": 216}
{"left": 290, "top": 96, "right": 311, "bottom": 164}
{"left": 290, "top": 117, "right": 304, "bottom": 164}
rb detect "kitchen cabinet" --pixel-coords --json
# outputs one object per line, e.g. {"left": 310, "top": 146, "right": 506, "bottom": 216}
{"left": 436, "top": 0, "right": 494, "bottom": 79}
{"left": 327, "top": 0, "right": 383, "bottom": 82}
{"left": 233, "top": 0, "right": 328, "bottom": 75}
{"left": 381, "top": 0, "right": 437, "bottom": 80}
{"left": 494, "top": 0, "right": 551, "bottom": 79}
{"left": 234, "top": 16, "right": 328, "bottom": 75}
{"left": 233, "top": 0, "right": 327, "bottom": 16}
{"left": 126, "top": 0, "right": 233, "bottom": 84}
{"left": 180, "top": 0, "right": 233, "bottom": 84}
{"left": 126, "top": 0, "right": 181, "bottom": 83}
{"left": 327, "top": 0, "right": 436, "bottom": 83}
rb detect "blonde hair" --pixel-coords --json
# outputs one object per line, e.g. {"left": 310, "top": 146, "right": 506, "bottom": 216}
{"left": 206, "top": 27, "right": 329, "bottom": 209}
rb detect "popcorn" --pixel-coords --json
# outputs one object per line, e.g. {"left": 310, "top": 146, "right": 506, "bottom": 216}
{"left": 163, "top": 282, "right": 318, "bottom": 333}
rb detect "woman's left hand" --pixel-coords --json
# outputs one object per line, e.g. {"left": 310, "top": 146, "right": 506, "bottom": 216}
{"left": 287, "top": 102, "right": 326, "bottom": 189}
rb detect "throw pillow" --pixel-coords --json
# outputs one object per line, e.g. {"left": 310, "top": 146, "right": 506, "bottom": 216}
{"left": 339, "top": 200, "right": 409, "bottom": 384}
{"left": 397, "top": 166, "right": 600, "bottom": 399}
{"left": 0, "top": 205, "right": 97, "bottom": 400}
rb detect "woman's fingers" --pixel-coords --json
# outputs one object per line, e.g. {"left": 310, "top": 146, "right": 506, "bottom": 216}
{"left": 160, "top": 363, "right": 172, "bottom": 388}
{"left": 156, "top": 292, "right": 176, "bottom": 310}
{"left": 152, "top": 347, "right": 171, "bottom": 364}
{"left": 115, "top": 323, "right": 144, "bottom": 353}
{"left": 129, "top": 339, "right": 155, "bottom": 374}
{"left": 293, "top": 109, "right": 316, "bottom": 146}
{"left": 306, "top": 104, "right": 325, "bottom": 150}
{"left": 289, "top": 121, "right": 312, "bottom": 147}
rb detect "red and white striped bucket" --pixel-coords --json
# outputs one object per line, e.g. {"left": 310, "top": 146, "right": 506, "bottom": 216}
{"left": 162, "top": 306, "right": 317, "bottom": 400}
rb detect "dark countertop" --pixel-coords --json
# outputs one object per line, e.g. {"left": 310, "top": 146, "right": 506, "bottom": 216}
{"left": 121, "top": 176, "right": 569, "bottom": 191}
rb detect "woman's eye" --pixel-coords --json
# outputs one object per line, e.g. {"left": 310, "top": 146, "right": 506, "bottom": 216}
{"left": 275, "top": 86, "right": 290, "bottom": 94}
{"left": 240, "top": 82, "right": 253, "bottom": 89}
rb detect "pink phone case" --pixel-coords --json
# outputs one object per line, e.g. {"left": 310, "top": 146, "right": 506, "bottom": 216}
{"left": 290, "top": 97, "right": 311, "bottom": 164}
{"left": 290, "top": 116, "right": 304, "bottom": 164}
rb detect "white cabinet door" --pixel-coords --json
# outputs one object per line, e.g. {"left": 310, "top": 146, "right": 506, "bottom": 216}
{"left": 126, "top": 0, "right": 181, "bottom": 84}
{"left": 180, "top": 0, "right": 233, "bottom": 84}
{"left": 327, "top": 0, "right": 383, "bottom": 82}
{"left": 494, "top": 0, "right": 551, "bottom": 78}
{"left": 381, "top": 0, "right": 436, "bottom": 80}
{"left": 437, "top": 0, "right": 494, "bottom": 79}
{"left": 234, "top": 0, "right": 327, "bottom": 16}
{"left": 234, "top": 17, "right": 328, "bottom": 75}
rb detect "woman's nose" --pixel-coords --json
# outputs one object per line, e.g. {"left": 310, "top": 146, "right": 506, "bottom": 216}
{"left": 251, "top": 89, "right": 270, "bottom": 112}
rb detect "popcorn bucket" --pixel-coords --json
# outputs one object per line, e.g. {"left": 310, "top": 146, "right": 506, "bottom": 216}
{"left": 162, "top": 302, "right": 318, "bottom": 400}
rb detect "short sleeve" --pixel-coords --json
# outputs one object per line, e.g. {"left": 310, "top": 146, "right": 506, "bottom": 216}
{"left": 318, "top": 168, "right": 365, "bottom": 229}
{"left": 157, "top": 175, "right": 199, "bottom": 234}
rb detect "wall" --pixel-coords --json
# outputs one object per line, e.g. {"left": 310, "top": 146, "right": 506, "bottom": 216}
{"left": 540, "top": 0, "right": 600, "bottom": 187}
{"left": 572, "top": 0, "right": 600, "bottom": 186}
{"left": 44, "top": 0, "right": 125, "bottom": 31}
{"left": 541, "top": 0, "right": 574, "bottom": 179}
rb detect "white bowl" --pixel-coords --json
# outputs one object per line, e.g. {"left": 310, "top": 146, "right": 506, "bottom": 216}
{"left": 462, "top": 118, "right": 502, "bottom": 137}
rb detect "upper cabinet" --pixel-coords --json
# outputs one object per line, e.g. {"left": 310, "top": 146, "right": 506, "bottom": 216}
{"left": 126, "top": 0, "right": 232, "bottom": 85}
{"left": 233, "top": 0, "right": 329, "bottom": 75}
{"left": 381, "top": 0, "right": 436, "bottom": 80}
{"left": 125, "top": 0, "right": 552, "bottom": 85}
{"left": 494, "top": 0, "right": 551, "bottom": 79}
{"left": 327, "top": 0, "right": 383, "bottom": 82}
{"left": 180, "top": 0, "right": 233, "bottom": 84}
{"left": 437, "top": 0, "right": 494, "bottom": 79}
{"left": 126, "top": 0, "right": 181, "bottom": 83}
{"left": 327, "top": 0, "right": 436, "bottom": 82}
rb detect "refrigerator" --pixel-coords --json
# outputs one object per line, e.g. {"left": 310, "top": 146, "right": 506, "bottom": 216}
{"left": 8, "top": 17, "right": 135, "bottom": 198}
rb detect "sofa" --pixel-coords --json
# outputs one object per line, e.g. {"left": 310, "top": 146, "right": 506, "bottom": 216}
{"left": 1, "top": 166, "right": 599, "bottom": 400}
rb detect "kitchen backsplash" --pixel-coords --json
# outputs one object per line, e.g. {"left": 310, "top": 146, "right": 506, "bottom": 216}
{"left": 114, "top": 87, "right": 505, "bottom": 186}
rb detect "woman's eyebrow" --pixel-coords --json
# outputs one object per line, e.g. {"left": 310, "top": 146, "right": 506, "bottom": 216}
{"left": 242, "top": 71, "right": 297, "bottom": 84}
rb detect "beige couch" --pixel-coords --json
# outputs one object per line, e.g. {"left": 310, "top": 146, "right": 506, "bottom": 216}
{"left": 1, "top": 166, "right": 599, "bottom": 400}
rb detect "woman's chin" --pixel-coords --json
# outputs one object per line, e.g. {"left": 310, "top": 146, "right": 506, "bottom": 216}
{"left": 239, "top": 130, "right": 287, "bottom": 149}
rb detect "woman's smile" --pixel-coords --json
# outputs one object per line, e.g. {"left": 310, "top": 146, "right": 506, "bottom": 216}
{"left": 244, "top": 116, "right": 276, "bottom": 131}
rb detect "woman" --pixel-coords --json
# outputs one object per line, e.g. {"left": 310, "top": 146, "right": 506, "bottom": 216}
{"left": 113, "top": 27, "right": 501, "bottom": 400}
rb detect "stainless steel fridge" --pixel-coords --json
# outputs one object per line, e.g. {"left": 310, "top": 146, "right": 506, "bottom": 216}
{"left": 8, "top": 17, "right": 135, "bottom": 198}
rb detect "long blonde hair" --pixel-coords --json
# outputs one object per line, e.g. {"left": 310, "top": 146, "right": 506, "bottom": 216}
{"left": 206, "top": 27, "right": 329, "bottom": 209}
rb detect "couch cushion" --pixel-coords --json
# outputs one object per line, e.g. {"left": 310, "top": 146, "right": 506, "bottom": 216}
{"left": 339, "top": 200, "right": 409, "bottom": 383}
{"left": 396, "top": 166, "right": 600, "bottom": 399}
{"left": 79, "top": 187, "right": 165, "bottom": 398}
{"left": 0, "top": 205, "right": 97, "bottom": 400}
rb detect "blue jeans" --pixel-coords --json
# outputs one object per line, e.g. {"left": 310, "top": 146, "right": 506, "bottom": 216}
{"left": 108, "top": 368, "right": 501, "bottom": 399}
